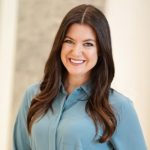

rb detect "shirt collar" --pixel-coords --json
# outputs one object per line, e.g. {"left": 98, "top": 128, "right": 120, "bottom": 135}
{"left": 60, "top": 80, "right": 92, "bottom": 97}
{"left": 80, "top": 80, "right": 92, "bottom": 97}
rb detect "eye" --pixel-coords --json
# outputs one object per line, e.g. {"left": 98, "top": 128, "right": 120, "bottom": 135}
{"left": 63, "top": 39, "right": 74, "bottom": 44}
{"left": 84, "top": 42, "right": 94, "bottom": 47}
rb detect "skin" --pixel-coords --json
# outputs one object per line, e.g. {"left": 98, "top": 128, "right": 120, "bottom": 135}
{"left": 61, "top": 23, "right": 99, "bottom": 94}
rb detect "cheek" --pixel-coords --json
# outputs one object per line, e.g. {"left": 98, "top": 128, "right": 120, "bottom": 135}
{"left": 61, "top": 45, "right": 72, "bottom": 61}
{"left": 61, "top": 45, "right": 68, "bottom": 56}
{"left": 88, "top": 52, "right": 98, "bottom": 67}
{"left": 89, "top": 50, "right": 98, "bottom": 61}
{"left": 93, "top": 56, "right": 98, "bottom": 66}
{"left": 61, "top": 45, "right": 65, "bottom": 58}
{"left": 60, "top": 47, "right": 68, "bottom": 64}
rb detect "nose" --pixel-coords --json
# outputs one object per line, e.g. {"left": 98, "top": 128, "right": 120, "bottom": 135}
{"left": 71, "top": 44, "right": 83, "bottom": 56}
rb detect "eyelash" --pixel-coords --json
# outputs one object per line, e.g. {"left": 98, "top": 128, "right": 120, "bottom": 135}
{"left": 63, "top": 39, "right": 73, "bottom": 44}
{"left": 63, "top": 39, "right": 94, "bottom": 47}
{"left": 83, "top": 43, "right": 94, "bottom": 47}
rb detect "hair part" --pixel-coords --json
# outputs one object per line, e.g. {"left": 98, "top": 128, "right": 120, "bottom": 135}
{"left": 81, "top": 6, "right": 88, "bottom": 23}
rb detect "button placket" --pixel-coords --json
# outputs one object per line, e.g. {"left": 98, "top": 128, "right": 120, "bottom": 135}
{"left": 48, "top": 93, "right": 68, "bottom": 150}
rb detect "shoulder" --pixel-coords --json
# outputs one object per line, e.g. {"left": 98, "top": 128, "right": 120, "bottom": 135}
{"left": 109, "top": 89, "right": 132, "bottom": 104}
{"left": 108, "top": 89, "right": 138, "bottom": 126}
{"left": 22, "top": 82, "right": 41, "bottom": 108}
{"left": 108, "top": 89, "right": 134, "bottom": 113}
{"left": 16, "top": 82, "right": 41, "bottom": 117}
{"left": 25, "top": 82, "right": 41, "bottom": 96}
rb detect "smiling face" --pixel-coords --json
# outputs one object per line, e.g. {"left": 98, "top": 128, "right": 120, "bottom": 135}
{"left": 61, "top": 23, "right": 99, "bottom": 80}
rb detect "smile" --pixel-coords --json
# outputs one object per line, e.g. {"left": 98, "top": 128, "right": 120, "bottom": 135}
{"left": 69, "top": 58, "right": 86, "bottom": 64}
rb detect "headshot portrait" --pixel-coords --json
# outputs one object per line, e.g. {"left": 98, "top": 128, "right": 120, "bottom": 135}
{"left": 0, "top": 1, "right": 149, "bottom": 150}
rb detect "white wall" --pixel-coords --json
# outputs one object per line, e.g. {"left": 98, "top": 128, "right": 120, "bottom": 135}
{"left": 105, "top": 0, "right": 150, "bottom": 149}
{"left": 0, "top": 0, "right": 18, "bottom": 149}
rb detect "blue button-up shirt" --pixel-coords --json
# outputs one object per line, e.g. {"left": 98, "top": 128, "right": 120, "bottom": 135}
{"left": 13, "top": 82, "right": 147, "bottom": 150}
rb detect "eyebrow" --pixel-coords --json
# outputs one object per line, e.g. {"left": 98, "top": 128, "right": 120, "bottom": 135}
{"left": 65, "top": 36, "right": 96, "bottom": 42}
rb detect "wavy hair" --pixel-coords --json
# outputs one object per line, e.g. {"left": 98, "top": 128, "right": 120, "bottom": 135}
{"left": 27, "top": 4, "right": 117, "bottom": 143}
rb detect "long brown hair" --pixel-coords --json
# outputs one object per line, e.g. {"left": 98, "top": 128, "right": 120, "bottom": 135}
{"left": 27, "top": 4, "right": 117, "bottom": 143}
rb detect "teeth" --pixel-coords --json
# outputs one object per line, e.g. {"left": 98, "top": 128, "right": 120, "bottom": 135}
{"left": 70, "top": 59, "right": 84, "bottom": 64}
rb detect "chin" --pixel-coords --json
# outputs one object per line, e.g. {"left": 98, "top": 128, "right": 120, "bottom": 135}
{"left": 68, "top": 72, "right": 83, "bottom": 76}
{"left": 67, "top": 69, "right": 90, "bottom": 77}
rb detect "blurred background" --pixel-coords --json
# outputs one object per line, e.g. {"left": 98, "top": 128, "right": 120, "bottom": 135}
{"left": 0, "top": 0, "right": 150, "bottom": 149}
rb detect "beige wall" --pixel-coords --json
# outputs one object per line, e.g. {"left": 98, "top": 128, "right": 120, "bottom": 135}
{"left": 106, "top": 0, "right": 150, "bottom": 148}
{"left": 0, "top": 0, "right": 149, "bottom": 149}
{"left": 0, "top": 0, "right": 18, "bottom": 149}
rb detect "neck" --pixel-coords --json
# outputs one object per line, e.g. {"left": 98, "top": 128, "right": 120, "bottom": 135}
{"left": 64, "top": 74, "right": 89, "bottom": 94}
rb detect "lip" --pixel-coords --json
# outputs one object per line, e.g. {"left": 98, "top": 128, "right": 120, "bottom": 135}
{"left": 68, "top": 58, "right": 86, "bottom": 65}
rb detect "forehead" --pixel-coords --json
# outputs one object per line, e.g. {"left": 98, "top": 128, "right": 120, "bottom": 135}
{"left": 65, "top": 23, "right": 97, "bottom": 40}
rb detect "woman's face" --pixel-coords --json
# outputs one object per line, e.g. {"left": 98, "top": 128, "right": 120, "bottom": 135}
{"left": 61, "top": 23, "right": 99, "bottom": 79}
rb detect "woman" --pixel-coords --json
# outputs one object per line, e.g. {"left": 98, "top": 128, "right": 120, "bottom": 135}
{"left": 13, "top": 4, "right": 147, "bottom": 150}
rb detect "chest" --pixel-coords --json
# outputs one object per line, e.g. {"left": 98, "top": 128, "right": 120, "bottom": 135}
{"left": 31, "top": 93, "right": 112, "bottom": 150}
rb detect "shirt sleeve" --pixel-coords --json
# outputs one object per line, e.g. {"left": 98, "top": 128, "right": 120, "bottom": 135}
{"left": 110, "top": 99, "right": 147, "bottom": 150}
{"left": 13, "top": 88, "right": 32, "bottom": 150}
